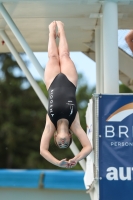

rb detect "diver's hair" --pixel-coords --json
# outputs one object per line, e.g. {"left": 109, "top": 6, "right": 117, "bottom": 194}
{"left": 54, "top": 131, "right": 72, "bottom": 149}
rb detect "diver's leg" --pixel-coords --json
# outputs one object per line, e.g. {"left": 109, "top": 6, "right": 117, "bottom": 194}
{"left": 45, "top": 21, "right": 60, "bottom": 89}
{"left": 57, "top": 21, "right": 78, "bottom": 87}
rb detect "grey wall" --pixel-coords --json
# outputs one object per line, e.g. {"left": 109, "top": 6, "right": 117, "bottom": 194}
{"left": 0, "top": 188, "right": 91, "bottom": 200}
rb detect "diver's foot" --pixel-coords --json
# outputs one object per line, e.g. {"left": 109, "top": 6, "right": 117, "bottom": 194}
{"left": 49, "top": 21, "right": 57, "bottom": 38}
{"left": 56, "top": 21, "right": 65, "bottom": 38}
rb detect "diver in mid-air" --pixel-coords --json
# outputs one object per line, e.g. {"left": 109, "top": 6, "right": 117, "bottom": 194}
{"left": 40, "top": 21, "right": 92, "bottom": 168}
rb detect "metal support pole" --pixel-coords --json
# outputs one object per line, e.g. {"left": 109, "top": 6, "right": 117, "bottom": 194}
{"left": 95, "top": 27, "right": 101, "bottom": 93}
{"left": 0, "top": 30, "right": 48, "bottom": 109}
{"left": 103, "top": 2, "right": 119, "bottom": 93}
{"left": 100, "top": 17, "right": 104, "bottom": 93}
{"left": 0, "top": 3, "right": 44, "bottom": 81}
{"left": 0, "top": 31, "right": 86, "bottom": 171}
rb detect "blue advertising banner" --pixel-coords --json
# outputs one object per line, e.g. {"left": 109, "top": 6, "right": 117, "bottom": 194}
{"left": 99, "top": 94, "right": 133, "bottom": 200}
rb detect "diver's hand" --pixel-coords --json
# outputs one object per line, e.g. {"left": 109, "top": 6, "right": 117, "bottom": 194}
{"left": 68, "top": 158, "right": 77, "bottom": 168}
{"left": 58, "top": 158, "right": 69, "bottom": 168}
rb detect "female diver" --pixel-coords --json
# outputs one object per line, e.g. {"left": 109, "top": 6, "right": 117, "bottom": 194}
{"left": 40, "top": 21, "right": 92, "bottom": 168}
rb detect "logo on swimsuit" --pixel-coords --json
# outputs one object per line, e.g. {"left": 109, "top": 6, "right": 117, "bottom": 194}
{"left": 69, "top": 105, "right": 73, "bottom": 116}
{"left": 66, "top": 100, "right": 74, "bottom": 116}
{"left": 49, "top": 90, "right": 54, "bottom": 117}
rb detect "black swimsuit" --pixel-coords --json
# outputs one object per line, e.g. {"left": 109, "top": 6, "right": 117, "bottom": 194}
{"left": 48, "top": 73, "right": 77, "bottom": 129}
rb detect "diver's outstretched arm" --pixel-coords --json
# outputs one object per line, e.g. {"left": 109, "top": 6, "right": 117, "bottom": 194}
{"left": 40, "top": 115, "right": 69, "bottom": 168}
{"left": 70, "top": 113, "right": 92, "bottom": 164}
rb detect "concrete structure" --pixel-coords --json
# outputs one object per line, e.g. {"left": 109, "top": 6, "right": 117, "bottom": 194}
{"left": 0, "top": 1, "right": 132, "bottom": 91}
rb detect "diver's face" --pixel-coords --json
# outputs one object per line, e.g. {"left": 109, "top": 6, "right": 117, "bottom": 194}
{"left": 55, "top": 132, "right": 71, "bottom": 148}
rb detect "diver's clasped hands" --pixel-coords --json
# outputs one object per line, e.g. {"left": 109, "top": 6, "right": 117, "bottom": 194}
{"left": 58, "top": 158, "right": 77, "bottom": 168}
